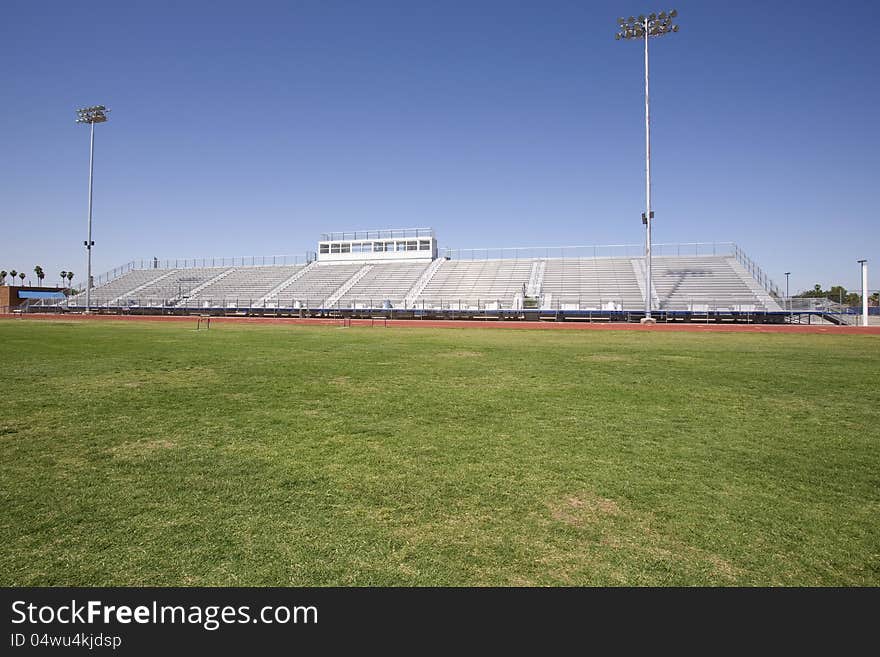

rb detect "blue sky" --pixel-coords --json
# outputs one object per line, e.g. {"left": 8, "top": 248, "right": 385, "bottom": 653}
{"left": 2, "top": 0, "right": 878, "bottom": 293}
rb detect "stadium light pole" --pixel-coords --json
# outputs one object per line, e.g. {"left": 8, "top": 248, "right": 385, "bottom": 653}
{"left": 76, "top": 105, "right": 110, "bottom": 313}
{"left": 784, "top": 272, "right": 791, "bottom": 318}
{"left": 616, "top": 10, "right": 679, "bottom": 322}
{"left": 858, "top": 259, "right": 868, "bottom": 327}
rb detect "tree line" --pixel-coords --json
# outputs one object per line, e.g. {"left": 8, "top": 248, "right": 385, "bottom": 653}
{"left": 795, "top": 284, "right": 879, "bottom": 306}
{"left": 0, "top": 266, "right": 74, "bottom": 288}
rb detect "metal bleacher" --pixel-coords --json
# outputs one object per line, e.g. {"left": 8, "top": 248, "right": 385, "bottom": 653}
{"left": 66, "top": 269, "right": 176, "bottom": 307}
{"left": 108, "top": 268, "right": 225, "bottom": 307}
{"left": 541, "top": 258, "right": 643, "bottom": 311}
{"left": 651, "top": 255, "right": 774, "bottom": 312}
{"left": 266, "top": 263, "right": 364, "bottom": 308}
{"left": 57, "top": 240, "right": 785, "bottom": 319}
{"left": 417, "top": 259, "right": 533, "bottom": 310}
{"left": 335, "top": 262, "right": 430, "bottom": 308}
{"left": 185, "top": 265, "right": 304, "bottom": 307}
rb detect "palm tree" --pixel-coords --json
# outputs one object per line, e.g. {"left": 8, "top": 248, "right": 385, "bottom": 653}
{"left": 9, "top": 270, "right": 17, "bottom": 286}
{"left": 0, "top": 270, "right": 6, "bottom": 285}
{"left": 34, "top": 265, "right": 44, "bottom": 287}
{"left": 60, "top": 271, "right": 67, "bottom": 288}
{"left": 66, "top": 272, "right": 74, "bottom": 287}
{"left": 19, "top": 272, "right": 26, "bottom": 286}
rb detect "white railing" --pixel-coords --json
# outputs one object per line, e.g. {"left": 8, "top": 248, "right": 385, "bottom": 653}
{"left": 124, "top": 253, "right": 314, "bottom": 271}
{"left": 443, "top": 242, "right": 736, "bottom": 261}
{"left": 321, "top": 228, "right": 435, "bottom": 241}
{"left": 82, "top": 253, "right": 315, "bottom": 293}
{"left": 732, "top": 245, "right": 780, "bottom": 298}
{"left": 402, "top": 258, "right": 444, "bottom": 307}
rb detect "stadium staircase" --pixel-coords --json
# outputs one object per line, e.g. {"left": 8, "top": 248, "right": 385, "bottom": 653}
{"left": 324, "top": 265, "right": 373, "bottom": 307}
{"left": 818, "top": 300, "right": 858, "bottom": 326}
{"left": 727, "top": 258, "right": 782, "bottom": 311}
{"left": 106, "top": 270, "right": 179, "bottom": 307}
{"left": 525, "top": 260, "right": 546, "bottom": 298}
{"left": 403, "top": 258, "right": 444, "bottom": 308}
{"left": 631, "top": 259, "right": 659, "bottom": 310}
{"left": 173, "top": 268, "right": 235, "bottom": 306}
{"left": 256, "top": 262, "right": 316, "bottom": 305}
{"left": 340, "top": 262, "right": 430, "bottom": 308}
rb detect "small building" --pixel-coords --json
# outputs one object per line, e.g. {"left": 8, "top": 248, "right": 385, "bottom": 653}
{"left": 1, "top": 286, "right": 66, "bottom": 312}
{"left": 317, "top": 228, "right": 437, "bottom": 263}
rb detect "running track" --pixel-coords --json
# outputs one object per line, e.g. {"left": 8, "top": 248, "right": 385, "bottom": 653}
{"left": 3, "top": 313, "right": 879, "bottom": 334}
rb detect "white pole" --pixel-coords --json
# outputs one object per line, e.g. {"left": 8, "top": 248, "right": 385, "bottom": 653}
{"left": 644, "top": 18, "right": 653, "bottom": 320}
{"left": 860, "top": 260, "right": 868, "bottom": 327}
{"left": 785, "top": 272, "right": 791, "bottom": 320}
{"left": 85, "top": 120, "right": 95, "bottom": 313}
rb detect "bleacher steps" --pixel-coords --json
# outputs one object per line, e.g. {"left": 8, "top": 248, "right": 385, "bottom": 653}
{"left": 256, "top": 262, "right": 316, "bottom": 305}
{"left": 174, "top": 268, "right": 236, "bottom": 306}
{"left": 525, "top": 260, "right": 545, "bottom": 298}
{"left": 107, "top": 270, "right": 179, "bottom": 306}
{"left": 727, "top": 258, "right": 782, "bottom": 311}
{"left": 324, "top": 265, "right": 373, "bottom": 307}
{"left": 403, "top": 258, "right": 444, "bottom": 308}
{"left": 631, "top": 258, "right": 659, "bottom": 310}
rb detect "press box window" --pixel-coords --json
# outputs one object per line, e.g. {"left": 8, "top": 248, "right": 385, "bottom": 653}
{"left": 320, "top": 244, "right": 330, "bottom": 254}
{"left": 419, "top": 240, "right": 430, "bottom": 251}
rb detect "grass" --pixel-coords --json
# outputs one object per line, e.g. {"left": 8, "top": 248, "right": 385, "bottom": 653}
{"left": 1, "top": 318, "right": 878, "bottom": 586}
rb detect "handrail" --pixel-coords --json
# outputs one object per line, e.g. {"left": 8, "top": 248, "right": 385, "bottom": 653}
{"left": 732, "top": 244, "right": 781, "bottom": 298}
{"left": 443, "top": 242, "right": 736, "bottom": 260}
{"left": 320, "top": 228, "right": 435, "bottom": 241}
{"left": 88, "top": 253, "right": 315, "bottom": 286}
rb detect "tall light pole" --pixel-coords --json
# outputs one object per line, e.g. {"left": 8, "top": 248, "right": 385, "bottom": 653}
{"left": 76, "top": 105, "right": 110, "bottom": 312}
{"left": 785, "top": 272, "right": 791, "bottom": 320}
{"left": 616, "top": 10, "right": 679, "bottom": 322}
{"left": 858, "top": 259, "right": 868, "bottom": 327}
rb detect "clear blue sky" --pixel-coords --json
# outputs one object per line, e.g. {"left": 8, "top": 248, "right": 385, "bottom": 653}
{"left": 2, "top": 0, "right": 878, "bottom": 293}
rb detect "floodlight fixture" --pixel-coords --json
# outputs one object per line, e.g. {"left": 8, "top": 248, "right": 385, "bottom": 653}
{"left": 75, "top": 105, "right": 109, "bottom": 124}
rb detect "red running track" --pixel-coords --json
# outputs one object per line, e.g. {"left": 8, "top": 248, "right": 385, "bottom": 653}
{"left": 2, "top": 313, "right": 879, "bottom": 334}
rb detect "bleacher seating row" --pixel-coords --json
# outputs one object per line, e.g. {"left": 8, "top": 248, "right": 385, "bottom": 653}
{"left": 65, "top": 255, "right": 782, "bottom": 312}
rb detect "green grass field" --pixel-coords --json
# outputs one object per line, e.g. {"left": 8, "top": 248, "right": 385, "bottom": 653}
{"left": 1, "top": 319, "right": 878, "bottom": 586}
